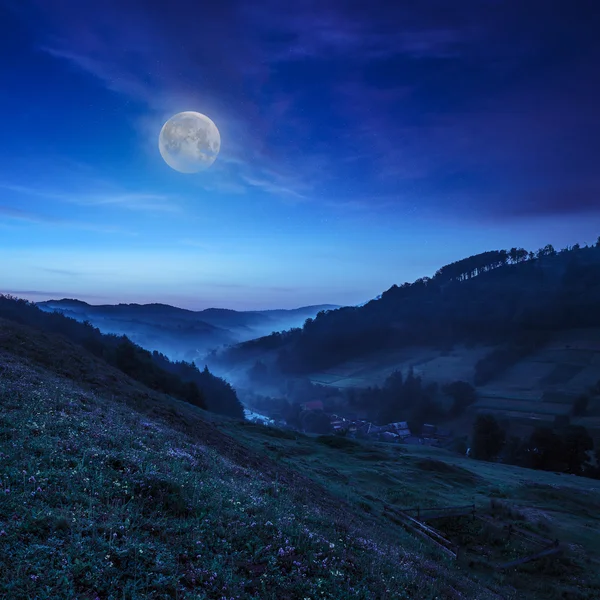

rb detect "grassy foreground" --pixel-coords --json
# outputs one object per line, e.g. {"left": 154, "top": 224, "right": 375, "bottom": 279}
{"left": 1, "top": 311, "right": 599, "bottom": 599}
{"left": 228, "top": 423, "right": 600, "bottom": 599}
{"left": 0, "top": 351, "right": 495, "bottom": 600}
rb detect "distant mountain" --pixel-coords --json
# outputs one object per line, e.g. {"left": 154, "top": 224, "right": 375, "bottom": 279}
{"left": 35, "top": 299, "right": 339, "bottom": 361}
{"left": 0, "top": 295, "right": 244, "bottom": 419}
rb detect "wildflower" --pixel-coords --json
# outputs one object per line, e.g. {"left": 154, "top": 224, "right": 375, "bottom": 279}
{"left": 28, "top": 476, "right": 35, "bottom": 483}
{"left": 0, "top": 530, "right": 6, "bottom": 536}
{"left": 3, "top": 489, "right": 9, "bottom": 494}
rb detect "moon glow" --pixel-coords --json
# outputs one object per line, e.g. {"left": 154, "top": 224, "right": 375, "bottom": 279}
{"left": 158, "top": 111, "right": 221, "bottom": 173}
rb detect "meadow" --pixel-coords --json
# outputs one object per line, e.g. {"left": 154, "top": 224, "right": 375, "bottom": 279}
{"left": 303, "top": 333, "right": 600, "bottom": 436}
{"left": 307, "top": 346, "right": 489, "bottom": 389}
{"left": 0, "top": 351, "right": 495, "bottom": 600}
{"left": 3, "top": 315, "right": 600, "bottom": 599}
{"left": 232, "top": 422, "right": 600, "bottom": 599}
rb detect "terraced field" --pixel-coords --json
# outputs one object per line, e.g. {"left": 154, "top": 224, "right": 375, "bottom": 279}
{"left": 305, "top": 331, "right": 600, "bottom": 434}
{"left": 308, "top": 346, "right": 491, "bottom": 389}
{"left": 471, "top": 330, "right": 600, "bottom": 430}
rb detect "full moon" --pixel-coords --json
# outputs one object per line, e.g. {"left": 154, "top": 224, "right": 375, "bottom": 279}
{"left": 158, "top": 111, "right": 221, "bottom": 173}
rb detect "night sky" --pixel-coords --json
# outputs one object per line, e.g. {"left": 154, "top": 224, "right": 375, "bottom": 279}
{"left": 1, "top": 0, "right": 599, "bottom": 310}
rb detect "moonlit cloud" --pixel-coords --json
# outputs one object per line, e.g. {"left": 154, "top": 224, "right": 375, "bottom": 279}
{"left": 0, "top": 205, "right": 134, "bottom": 234}
{"left": 21, "top": 0, "right": 598, "bottom": 218}
{"left": 0, "top": 182, "right": 181, "bottom": 214}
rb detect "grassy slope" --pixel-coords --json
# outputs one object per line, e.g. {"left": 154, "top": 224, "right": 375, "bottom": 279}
{"left": 297, "top": 332, "right": 600, "bottom": 436}
{"left": 0, "top": 321, "right": 494, "bottom": 600}
{"left": 1, "top": 318, "right": 599, "bottom": 599}
{"left": 229, "top": 424, "right": 600, "bottom": 600}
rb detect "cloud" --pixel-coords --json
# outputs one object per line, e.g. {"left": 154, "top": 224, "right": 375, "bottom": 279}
{"left": 1, "top": 289, "right": 92, "bottom": 298}
{"left": 0, "top": 205, "right": 135, "bottom": 234}
{"left": 239, "top": 174, "right": 307, "bottom": 202}
{"left": 501, "top": 183, "right": 600, "bottom": 219}
{"left": 0, "top": 182, "right": 181, "bottom": 214}
{"left": 73, "top": 192, "right": 181, "bottom": 213}
{"left": 242, "top": 1, "right": 475, "bottom": 63}
{"left": 34, "top": 267, "right": 81, "bottom": 277}
{"left": 40, "top": 46, "right": 153, "bottom": 102}
{"left": 14, "top": 0, "right": 600, "bottom": 218}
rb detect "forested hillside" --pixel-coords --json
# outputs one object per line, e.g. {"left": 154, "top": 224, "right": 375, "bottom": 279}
{"left": 0, "top": 295, "right": 243, "bottom": 419}
{"left": 222, "top": 241, "right": 600, "bottom": 375}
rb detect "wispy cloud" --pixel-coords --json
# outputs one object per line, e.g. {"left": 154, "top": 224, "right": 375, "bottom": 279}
{"left": 239, "top": 174, "right": 307, "bottom": 202}
{"left": 0, "top": 205, "right": 134, "bottom": 234}
{"left": 73, "top": 192, "right": 181, "bottom": 213}
{"left": 41, "top": 46, "right": 154, "bottom": 102}
{"left": 0, "top": 182, "right": 181, "bottom": 213}
{"left": 179, "top": 239, "right": 212, "bottom": 251}
{"left": 13, "top": 0, "right": 600, "bottom": 219}
{"left": 0, "top": 289, "right": 110, "bottom": 301}
{"left": 34, "top": 267, "right": 81, "bottom": 277}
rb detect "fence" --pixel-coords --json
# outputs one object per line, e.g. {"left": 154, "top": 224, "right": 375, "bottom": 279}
{"left": 401, "top": 504, "right": 476, "bottom": 521}
{"left": 385, "top": 502, "right": 563, "bottom": 569}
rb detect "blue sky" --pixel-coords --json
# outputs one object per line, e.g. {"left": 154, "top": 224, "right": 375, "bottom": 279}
{"left": 1, "top": 0, "right": 599, "bottom": 310}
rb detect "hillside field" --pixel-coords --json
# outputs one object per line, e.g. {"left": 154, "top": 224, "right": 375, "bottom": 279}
{"left": 302, "top": 330, "right": 600, "bottom": 433}
{"left": 2, "top": 330, "right": 600, "bottom": 598}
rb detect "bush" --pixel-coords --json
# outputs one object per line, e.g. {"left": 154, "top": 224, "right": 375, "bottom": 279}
{"left": 316, "top": 435, "right": 360, "bottom": 450}
{"left": 471, "top": 414, "right": 505, "bottom": 461}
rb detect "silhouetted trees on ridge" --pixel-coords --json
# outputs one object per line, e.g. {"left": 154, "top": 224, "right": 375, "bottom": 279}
{"left": 224, "top": 240, "right": 600, "bottom": 376}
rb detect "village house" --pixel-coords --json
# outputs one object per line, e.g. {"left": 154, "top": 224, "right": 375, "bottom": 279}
{"left": 387, "top": 421, "right": 412, "bottom": 439}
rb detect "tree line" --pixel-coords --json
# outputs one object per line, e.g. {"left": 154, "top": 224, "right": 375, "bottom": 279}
{"left": 221, "top": 239, "right": 600, "bottom": 377}
{"left": 470, "top": 413, "right": 599, "bottom": 479}
{"left": 0, "top": 294, "right": 244, "bottom": 419}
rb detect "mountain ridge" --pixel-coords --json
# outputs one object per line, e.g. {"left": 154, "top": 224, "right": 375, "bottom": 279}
{"left": 35, "top": 299, "right": 340, "bottom": 361}
{"left": 219, "top": 242, "right": 600, "bottom": 376}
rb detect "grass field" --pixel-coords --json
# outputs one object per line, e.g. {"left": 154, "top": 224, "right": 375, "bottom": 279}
{"left": 474, "top": 398, "right": 570, "bottom": 416}
{"left": 231, "top": 423, "right": 600, "bottom": 600}
{"left": 2, "top": 318, "right": 600, "bottom": 599}
{"left": 5, "top": 329, "right": 535, "bottom": 600}
{"left": 305, "top": 335, "right": 600, "bottom": 435}
{"left": 2, "top": 352, "right": 483, "bottom": 600}
{"left": 307, "top": 345, "right": 491, "bottom": 389}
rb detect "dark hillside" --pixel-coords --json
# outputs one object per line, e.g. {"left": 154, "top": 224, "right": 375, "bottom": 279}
{"left": 1, "top": 308, "right": 598, "bottom": 598}
{"left": 0, "top": 329, "right": 497, "bottom": 599}
{"left": 221, "top": 243, "right": 600, "bottom": 374}
{"left": 0, "top": 295, "right": 243, "bottom": 418}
